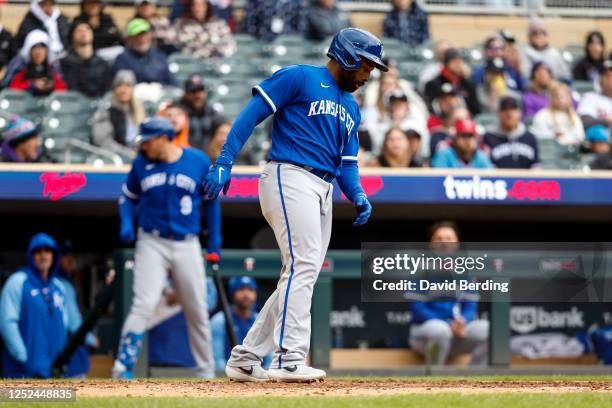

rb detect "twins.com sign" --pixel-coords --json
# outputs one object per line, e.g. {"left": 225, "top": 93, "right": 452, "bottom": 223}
{"left": 443, "top": 176, "right": 561, "bottom": 202}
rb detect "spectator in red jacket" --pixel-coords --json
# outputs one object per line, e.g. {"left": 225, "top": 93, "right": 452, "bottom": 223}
{"left": 2, "top": 30, "right": 66, "bottom": 96}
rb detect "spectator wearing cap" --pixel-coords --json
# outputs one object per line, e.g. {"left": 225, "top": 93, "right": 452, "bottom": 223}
{"left": 530, "top": 82, "right": 584, "bottom": 146}
{"left": 0, "top": 115, "right": 47, "bottom": 163}
{"left": 382, "top": 0, "right": 430, "bottom": 47}
{"left": 60, "top": 22, "right": 112, "bottom": 98}
{"left": 0, "top": 233, "right": 71, "bottom": 378}
{"left": 91, "top": 70, "right": 145, "bottom": 160}
{"left": 418, "top": 40, "right": 450, "bottom": 94}
{"left": 431, "top": 119, "right": 492, "bottom": 168}
{"left": 483, "top": 96, "right": 539, "bottom": 169}
{"left": 586, "top": 125, "right": 610, "bottom": 157}
{"left": 425, "top": 48, "right": 481, "bottom": 117}
{"left": 243, "top": 0, "right": 303, "bottom": 42}
{"left": 71, "top": 0, "right": 122, "bottom": 51}
{"left": 302, "top": 0, "right": 351, "bottom": 42}
{"left": 499, "top": 29, "right": 522, "bottom": 76}
{"left": 519, "top": 17, "right": 571, "bottom": 83}
{"left": 572, "top": 31, "right": 606, "bottom": 83}
{"left": 210, "top": 276, "right": 272, "bottom": 370}
{"left": 365, "top": 90, "right": 429, "bottom": 156}
{"left": 429, "top": 105, "right": 470, "bottom": 158}
{"left": 178, "top": 74, "right": 226, "bottom": 151}
{"left": 577, "top": 60, "right": 612, "bottom": 132}
{"left": 3, "top": 30, "right": 67, "bottom": 96}
{"left": 522, "top": 61, "right": 558, "bottom": 120}
{"left": 131, "top": 0, "right": 177, "bottom": 55}
{"left": 174, "top": 0, "right": 236, "bottom": 59}
{"left": 476, "top": 57, "right": 522, "bottom": 113}
{"left": 368, "top": 126, "right": 422, "bottom": 168}
{"left": 427, "top": 82, "right": 463, "bottom": 132}
{"left": 16, "top": 0, "right": 70, "bottom": 61}
{"left": 0, "top": 25, "right": 17, "bottom": 71}
{"left": 112, "top": 18, "right": 178, "bottom": 87}
{"left": 472, "top": 36, "right": 525, "bottom": 93}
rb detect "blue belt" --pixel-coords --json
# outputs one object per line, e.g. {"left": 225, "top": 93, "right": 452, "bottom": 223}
{"left": 140, "top": 228, "right": 197, "bottom": 241}
{"left": 277, "top": 161, "right": 335, "bottom": 183}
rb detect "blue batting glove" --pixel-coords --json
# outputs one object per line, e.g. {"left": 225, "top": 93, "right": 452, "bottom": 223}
{"left": 353, "top": 193, "right": 372, "bottom": 227}
{"left": 204, "top": 162, "right": 232, "bottom": 199}
{"left": 120, "top": 224, "right": 135, "bottom": 245}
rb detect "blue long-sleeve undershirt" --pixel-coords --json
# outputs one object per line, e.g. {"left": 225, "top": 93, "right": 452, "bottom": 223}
{"left": 216, "top": 94, "right": 273, "bottom": 166}
{"left": 337, "top": 159, "right": 365, "bottom": 203}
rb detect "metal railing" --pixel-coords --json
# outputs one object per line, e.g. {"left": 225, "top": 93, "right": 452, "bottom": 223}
{"left": 64, "top": 138, "right": 124, "bottom": 167}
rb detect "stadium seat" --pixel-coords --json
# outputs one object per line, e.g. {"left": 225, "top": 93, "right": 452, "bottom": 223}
{"left": 0, "top": 90, "right": 43, "bottom": 117}
{"left": 474, "top": 112, "right": 498, "bottom": 130}
{"left": 213, "top": 57, "right": 267, "bottom": 78}
{"left": 538, "top": 139, "right": 580, "bottom": 169}
{"left": 168, "top": 54, "right": 210, "bottom": 82}
{"left": 562, "top": 43, "right": 584, "bottom": 65}
{"left": 573, "top": 80, "right": 595, "bottom": 96}
{"left": 397, "top": 61, "right": 426, "bottom": 84}
{"left": 43, "top": 91, "right": 97, "bottom": 116}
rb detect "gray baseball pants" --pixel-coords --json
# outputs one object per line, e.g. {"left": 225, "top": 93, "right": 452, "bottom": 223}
{"left": 120, "top": 231, "right": 215, "bottom": 376}
{"left": 228, "top": 162, "right": 333, "bottom": 368}
{"left": 410, "top": 319, "right": 489, "bottom": 365}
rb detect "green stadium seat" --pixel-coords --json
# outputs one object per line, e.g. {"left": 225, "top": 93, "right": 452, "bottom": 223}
{"left": 573, "top": 80, "right": 595, "bottom": 96}
{"left": 397, "top": 61, "right": 426, "bottom": 84}
{"left": 562, "top": 43, "right": 584, "bottom": 65}
{"left": 213, "top": 58, "right": 267, "bottom": 78}
{"left": 474, "top": 112, "right": 498, "bottom": 130}
{"left": 168, "top": 54, "right": 209, "bottom": 82}
{"left": 0, "top": 90, "right": 43, "bottom": 117}
{"left": 44, "top": 91, "right": 97, "bottom": 115}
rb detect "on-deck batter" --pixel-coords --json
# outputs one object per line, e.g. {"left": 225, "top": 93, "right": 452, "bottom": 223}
{"left": 112, "top": 117, "right": 222, "bottom": 379}
{"left": 204, "top": 28, "right": 388, "bottom": 382}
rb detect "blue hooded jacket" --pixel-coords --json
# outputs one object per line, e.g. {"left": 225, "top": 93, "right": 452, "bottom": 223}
{"left": 0, "top": 233, "right": 68, "bottom": 378}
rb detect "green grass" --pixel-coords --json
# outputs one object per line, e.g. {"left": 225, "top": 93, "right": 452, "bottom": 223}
{"left": 1, "top": 394, "right": 611, "bottom": 408}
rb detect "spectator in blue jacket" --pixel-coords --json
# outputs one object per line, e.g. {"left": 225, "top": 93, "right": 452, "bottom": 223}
{"left": 431, "top": 119, "right": 493, "bottom": 169}
{"left": 211, "top": 276, "right": 272, "bottom": 370}
{"left": 112, "top": 18, "right": 177, "bottom": 87}
{"left": 382, "top": 0, "right": 430, "bottom": 46}
{"left": 0, "top": 233, "right": 78, "bottom": 378}
{"left": 409, "top": 222, "right": 489, "bottom": 366}
{"left": 472, "top": 36, "right": 525, "bottom": 93}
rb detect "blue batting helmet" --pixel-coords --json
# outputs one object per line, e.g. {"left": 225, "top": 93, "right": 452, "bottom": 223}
{"left": 135, "top": 117, "right": 175, "bottom": 143}
{"left": 327, "top": 28, "right": 388, "bottom": 72}
{"left": 228, "top": 276, "right": 257, "bottom": 298}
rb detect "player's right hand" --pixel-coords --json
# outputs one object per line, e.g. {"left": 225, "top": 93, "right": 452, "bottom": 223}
{"left": 119, "top": 224, "right": 135, "bottom": 245}
{"left": 204, "top": 162, "right": 232, "bottom": 199}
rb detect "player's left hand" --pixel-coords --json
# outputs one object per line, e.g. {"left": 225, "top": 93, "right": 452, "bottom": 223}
{"left": 353, "top": 194, "right": 372, "bottom": 227}
{"left": 204, "top": 162, "right": 232, "bottom": 199}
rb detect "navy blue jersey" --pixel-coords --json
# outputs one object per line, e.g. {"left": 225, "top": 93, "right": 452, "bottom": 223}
{"left": 122, "top": 148, "right": 221, "bottom": 245}
{"left": 253, "top": 64, "right": 361, "bottom": 175}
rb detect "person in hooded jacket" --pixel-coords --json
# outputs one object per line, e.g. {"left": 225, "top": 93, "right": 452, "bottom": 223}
{"left": 16, "top": 0, "right": 70, "bottom": 61}
{"left": 0, "top": 233, "right": 78, "bottom": 378}
{"left": 2, "top": 30, "right": 66, "bottom": 96}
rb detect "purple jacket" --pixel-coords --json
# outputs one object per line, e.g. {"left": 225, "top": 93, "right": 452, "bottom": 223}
{"left": 522, "top": 90, "right": 578, "bottom": 120}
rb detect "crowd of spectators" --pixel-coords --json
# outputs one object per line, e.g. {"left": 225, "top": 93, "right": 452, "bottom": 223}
{"left": 0, "top": 0, "right": 610, "bottom": 170}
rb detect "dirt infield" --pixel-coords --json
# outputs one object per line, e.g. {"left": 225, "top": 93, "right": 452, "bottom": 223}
{"left": 4, "top": 379, "right": 612, "bottom": 398}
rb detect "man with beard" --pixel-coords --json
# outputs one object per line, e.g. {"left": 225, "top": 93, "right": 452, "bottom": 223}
{"left": 204, "top": 28, "right": 386, "bottom": 382}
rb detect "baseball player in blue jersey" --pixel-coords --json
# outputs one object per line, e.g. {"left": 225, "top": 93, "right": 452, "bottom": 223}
{"left": 112, "top": 117, "right": 222, "bottom": 379}
{"left": 203, "top": 28, "right": 388, "bottom": 382}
